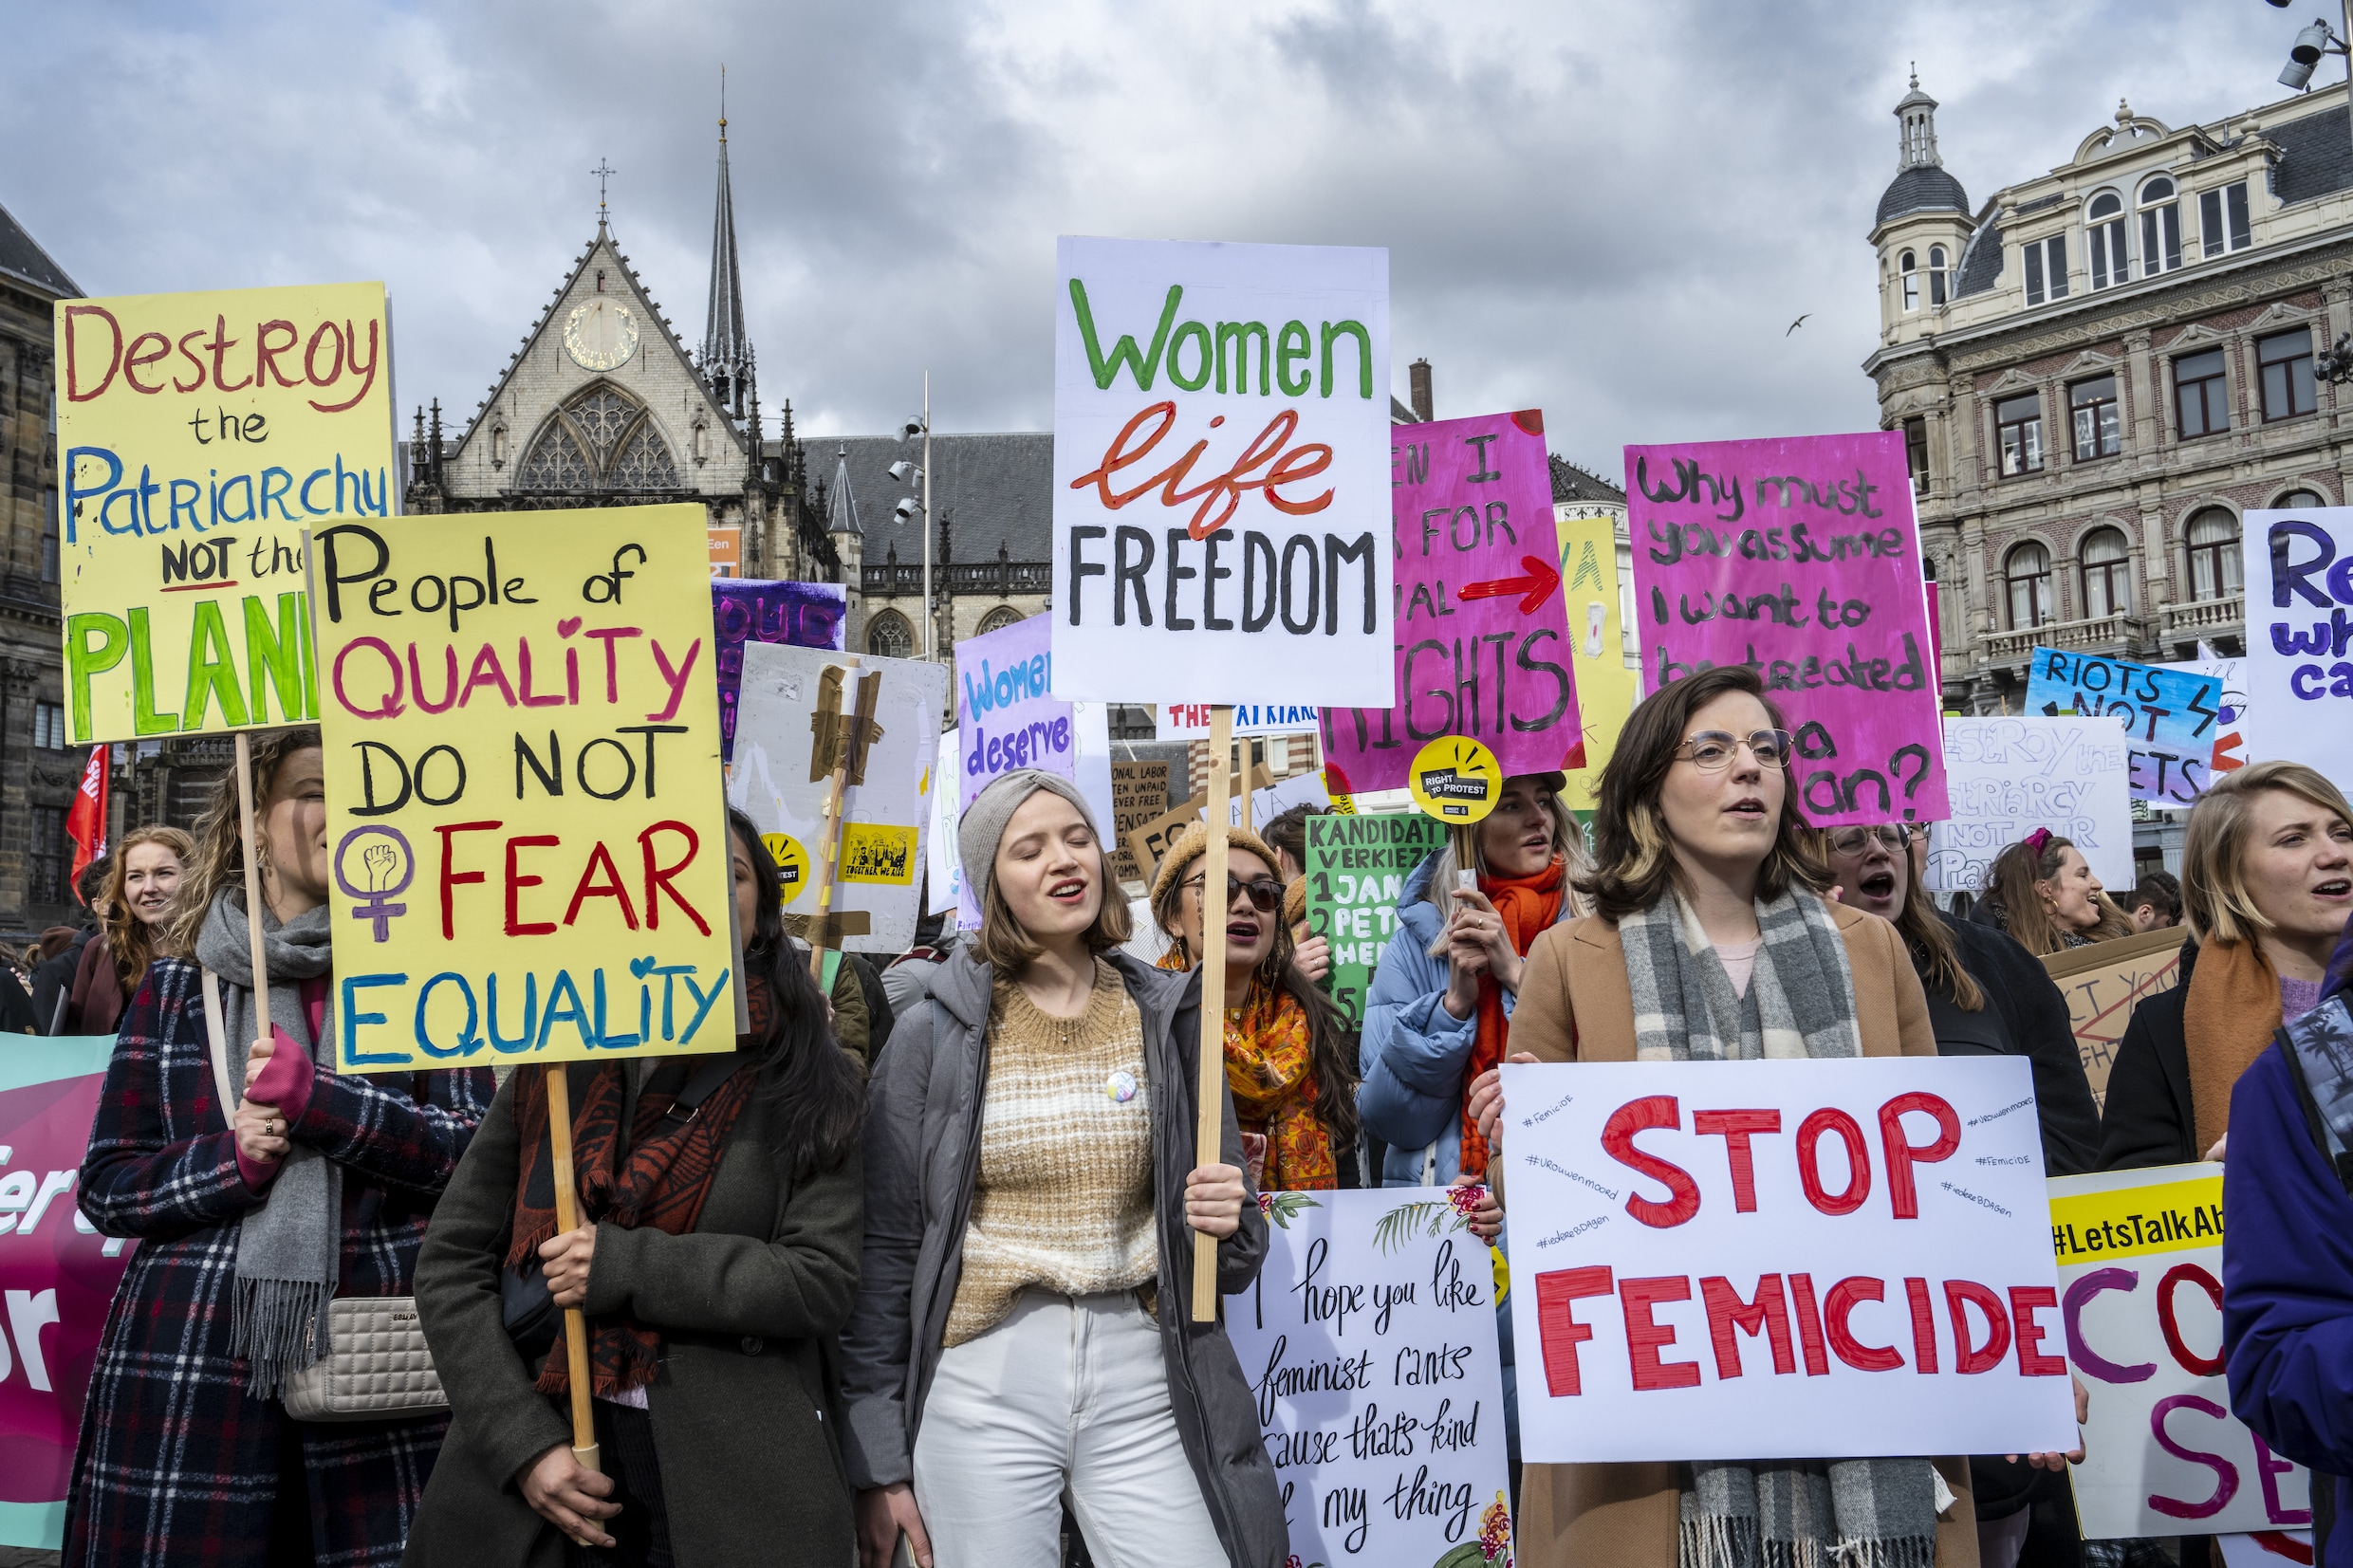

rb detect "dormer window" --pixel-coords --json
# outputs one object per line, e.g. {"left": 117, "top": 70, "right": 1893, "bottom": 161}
{"left": 2087, "top": 193, "right": 2129, "bottom": 288}
{"left": 2199, "top": 182, "right": 2252, "bottom": 257}
{"left": 2024, "top": 235, "right": 2069, "bottom": 306}
{"left": 2140, "top": 176, "right": 2181, "bottom": 275}
{"left": 1928, "top": 245, "right": 1948, "bottom": 307}
{"left": 1900, "top": 249, "right": 1919, "bottom": 311}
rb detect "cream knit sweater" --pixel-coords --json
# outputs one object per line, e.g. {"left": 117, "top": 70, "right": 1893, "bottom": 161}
{"left": 944, "top": 960, "right": 1158, "bottom": 1346}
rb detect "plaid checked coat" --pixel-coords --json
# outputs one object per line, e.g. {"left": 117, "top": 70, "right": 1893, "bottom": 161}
{"left": 63, "top": 956, "right": 494, "bottom": 1568}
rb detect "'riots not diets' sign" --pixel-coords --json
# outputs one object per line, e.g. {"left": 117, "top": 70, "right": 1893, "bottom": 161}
{"left": 1050, "top": 237, "right": 1394, "bottom": 707}
{"left": 1623, "top": 434, "right": 1948, "bottom": 827}
{"left": 1498, "top": 1058, "right": 2078, "bottom": 1464}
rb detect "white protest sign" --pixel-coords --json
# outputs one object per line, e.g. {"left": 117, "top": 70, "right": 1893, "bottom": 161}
{"left": 1073, "top": 700, "right": 1118, "bottom": 865}
{"left": 1923, "top": 714, "right": 2133, "bottom": 894}
{"left": 1242, "top": 767, "right": 1331, "bottom": 829}
{"left": 1227, "top": 1189, "right": 1515, "bottom": 1568}
{"left": 1498, "top": 1058, "right": 2077, "bottom": 1464}
{"left": 929, "top": 729, "right": 961, "bottom": 917}
{"left": 727, "top": 643, "right": 950, "bottom": 950}
{"left": 2049, "top": 1165, "right": 2312, "bottom": 1539}
{"left": 1160, "top": 701, "right": 1323, "bottom": 739}
{"left": 2244, "top": 506, "right": 2353, "bottom": 782}
{"left": 1051, "top": 236, "right": 1394, "bottom": 707}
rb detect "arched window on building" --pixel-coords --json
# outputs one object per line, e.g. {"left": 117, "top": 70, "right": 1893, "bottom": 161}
{"left": 1900, "top": 249, "right": 1918, "bottom": 312}
{"left": 2005, "top": 542, "right": 2053, "bottom": 630}
{"left": 2080, "top": 526, "right": 2133, "bottom": 618}
{"left": 2276, "top": 489, "right": 2326, "bottom": 510}
{"left": 514, "top": 383, "right": 680, "bottom": 492}
{"left": 2139, "top": 176, "right": 2181, "bottom": 275}
{"left": 866, "top": 610, "right": 915, "bottom": 658}
{"left": 1928, "top": 245, "right": 1949, "bottom": 307}
{"left": 2185, "top": 508, "right": 2242, "bottom": 601}
{"left": 975, "top": 605, "right": 1023, "bottom": 636}
{"left": 2087, "top": 193, "right": 2129, "bottom": 289}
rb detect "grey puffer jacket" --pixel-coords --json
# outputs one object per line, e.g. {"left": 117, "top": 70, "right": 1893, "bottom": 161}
{"left": 837, "top": 947, "right": 1286, "bottom": 1568}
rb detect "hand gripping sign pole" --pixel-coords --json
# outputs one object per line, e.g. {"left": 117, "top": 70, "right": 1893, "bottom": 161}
{"left": 804, "top": 657, "right": 884, "bottom": 983}
{"left": 1192, "top": 706, "right": 1234, "bottom": 1322}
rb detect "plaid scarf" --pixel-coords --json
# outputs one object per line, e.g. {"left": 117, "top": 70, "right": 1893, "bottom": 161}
{"left": 1458, "top": 858, "right": 1566, "bottom": 1178}
{"left": 1621, "top": 885, "right": 1936, "bottom": 1568}
{"left": 508, "top": 1045, "right": 755, "bottom": 1397}
{"left": 1223, "top": 980, "right": 1336, "bottom": 1191}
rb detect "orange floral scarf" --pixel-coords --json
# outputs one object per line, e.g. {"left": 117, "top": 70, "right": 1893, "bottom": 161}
{"left": 1158, "top": 948, "right": 1336, "bottom": 1190}
{"left": 1456, "top": 856, "right": 1566, "bottom": 1179}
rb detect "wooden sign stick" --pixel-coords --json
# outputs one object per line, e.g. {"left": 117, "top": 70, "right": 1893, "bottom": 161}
{"left": 1191, "top": 706, "right": 1234, "bottom": 1323}
{"left": 544, "top": 1063, "right": 601, "bottom": 1474}
{"left": 232, "top": 733, "right": 272, "bottom": 1037}
{"left": 805, "top": 655, "right": 864, "bottom": 984}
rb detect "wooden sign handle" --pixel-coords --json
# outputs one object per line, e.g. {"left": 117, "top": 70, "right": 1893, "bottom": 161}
{"left": 232, "top": 733, "right": 272, "bottom": 1038}
{"left": 1192, "top": 706, "right": 1233, "bottom": 1323}
{"left": 806, "top": 655, "right": 862, "bottom": 984}
{"left": 544, "top": 1064, "right": 601, "bottom": 1474}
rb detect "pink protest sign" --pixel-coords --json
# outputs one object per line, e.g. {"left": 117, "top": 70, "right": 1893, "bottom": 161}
{"left": 1623, "top": 432, "right": 1947, "bottom": 826}
{"left": 1320, "top": 410, "right": 1583, "bottom": 795}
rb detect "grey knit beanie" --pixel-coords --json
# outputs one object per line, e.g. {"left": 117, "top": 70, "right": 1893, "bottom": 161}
{"left": 958, "top": 769, "right": 1098, "bottom": 906}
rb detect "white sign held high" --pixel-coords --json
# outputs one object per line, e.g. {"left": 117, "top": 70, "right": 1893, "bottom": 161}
{"left": 1923, "top": 714, "right": 2134, "bottom": 894}
{"left": 2245, "top": 505, "right": 2353, "bottom": 781}
{"left": 1051, "top": 236, "right": 1395, "bottom": 707}
{"left": 1498, "top": 1058, "right": 2079, "bottom": 1465}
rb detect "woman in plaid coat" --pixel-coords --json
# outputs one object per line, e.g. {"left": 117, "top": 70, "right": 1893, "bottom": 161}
{"left": 64, "top": 729, "right": 494, "bottom": 1567}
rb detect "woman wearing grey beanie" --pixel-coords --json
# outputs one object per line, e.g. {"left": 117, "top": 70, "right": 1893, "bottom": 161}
{"left": 839, "top": 769, "right": 1287, "bottom": 1568}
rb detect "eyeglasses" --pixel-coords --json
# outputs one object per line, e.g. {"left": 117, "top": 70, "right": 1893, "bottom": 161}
{"left": 1182, "top": 873, "right": 1283, "bottom": 913}
{"left": 1825, "top": 824, "right": 1920, "bottom": 856}
{"left": 1675, "top": 729, "right": 1794, "bottom": 771}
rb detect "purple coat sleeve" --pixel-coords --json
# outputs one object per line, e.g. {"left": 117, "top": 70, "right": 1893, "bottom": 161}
{"left": 2222, "top": 1041, "right": 2353, "bottom": 1473}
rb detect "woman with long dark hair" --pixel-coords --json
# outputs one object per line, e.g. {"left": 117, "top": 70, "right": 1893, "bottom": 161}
{"left": 1149, "top": 821, "right": 1359, "bottom": 1190}
{"left": 406, "top": 806, "right": 866, "bottom": 1565}
{"left": 65, "top": 729, "right": 494, "bottom": 1566}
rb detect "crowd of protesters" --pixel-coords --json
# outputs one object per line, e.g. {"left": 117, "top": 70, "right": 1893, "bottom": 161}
{"left": 29, "top": 663, "right": 2353, "bottom": 1568}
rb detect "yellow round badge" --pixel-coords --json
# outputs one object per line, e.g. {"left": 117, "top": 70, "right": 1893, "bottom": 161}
{"left": 762, "top": 833, "right": 812, "bottom": 905}
{"left": 1407, "top": 737, "right": 1503, "bottom": 824}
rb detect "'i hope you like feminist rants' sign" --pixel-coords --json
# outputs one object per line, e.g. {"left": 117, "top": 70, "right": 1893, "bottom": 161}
{"left": 1623, "top": 434, "right": 1948, "bottom": 827}
{"left": 1049, "top": 237, "right": 1395, "bottom": 708}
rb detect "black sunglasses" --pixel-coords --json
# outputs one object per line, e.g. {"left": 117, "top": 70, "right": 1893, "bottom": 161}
{"left": 1182, "top": 873, "right": 1282, "bottom": 914}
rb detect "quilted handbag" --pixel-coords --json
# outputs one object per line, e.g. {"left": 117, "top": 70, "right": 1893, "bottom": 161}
{"left": 200, "top": 968, "right": 451, "bottom": 1422}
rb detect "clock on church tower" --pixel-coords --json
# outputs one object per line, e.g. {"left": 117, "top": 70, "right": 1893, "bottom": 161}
{"left": 564, "top": 298, "right": 639, "bottom": 371}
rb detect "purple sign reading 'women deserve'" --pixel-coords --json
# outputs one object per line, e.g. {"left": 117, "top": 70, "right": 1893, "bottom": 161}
{"left": 714, "top": 580, "right": 846, "bottom": 763}
{"left": 1321, "top": 409, "right": 1583, "bottom": 795}
{"left": 1623, "top": 432, "right": 1947, "bottom": 827}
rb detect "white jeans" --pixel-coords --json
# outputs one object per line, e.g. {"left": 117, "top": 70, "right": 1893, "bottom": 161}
{"left": 912, "top": 1288, "right": 1227, "bottom": 1568}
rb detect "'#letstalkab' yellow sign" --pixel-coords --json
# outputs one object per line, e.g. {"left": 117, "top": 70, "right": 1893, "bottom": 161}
{"left": 54, "top": 282, "right": 393, "bottom": 744}
{"left": 312, "top": 504, "right": 733, "bottom": 1073}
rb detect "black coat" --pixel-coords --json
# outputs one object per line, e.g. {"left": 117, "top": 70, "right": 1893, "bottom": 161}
{"left": 1935, "top": 913, "right": 2103, "bottom": 1177}
{"left": 32, "top": 928, "right": 91, "bottom": 1034}
{"left": 0, "top": 964, "right": 33, "bottom": 1034}
{"left": 2099, "top": 936, "right": 2202, "bottom": 1171}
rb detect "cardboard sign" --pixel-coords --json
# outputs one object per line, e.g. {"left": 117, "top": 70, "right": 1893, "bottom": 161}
{"left": 1922, "top": 715, "right": 2133, "bottom": 895}
{"left": 2041, "top": 928, "right": 2188, "bottom": 1104}
{"left": 729, "top": 642, "right": 949, "bottom": 953}
{"left": 2050, "top": 1165, "right": 2311, "bottom": 1538}
{"left": 1120, "top": 764, "right": 1277, "bottom": 887}
{"left": 2022, "top": 648, "right": 2221, "bottom": 806}
{"left": 1226, "top": 1189, "right": 1514, "bottom": 1567}
{"left": 313, "top": 505, "right": 734, "bottom": 1072}
{"left": 1498, "top": 1057, "right": 2077, "bottom": 1463}
{"left": 1110, "top": 760, "right": 1174, "bottom": 884}
{"left": 1322, "top": 413, "right": 1583, "bottom": 795}
{"left": 1050, "top": 236, "right": 1394, "bottom": 707}
{"left": 712, "top": 580, "right": 846, "bottom": 764}
{"left": 1304, "top": 811, "right": 1449, "bottom": 1029}
{"left": 56, "top": 282, "right": 393, "bottom": 745}
{"left": 1622, "top": 434, "right": 1948, "bottom": 827}
{"left": 0, "top": 1039, "right": 137, "bottom": 1552}
{"left": 1557, "top": 509, "right": 1639, "bottom": 814}
{"left": 2245, "top": 506, "right": 2353, "bottom": 781}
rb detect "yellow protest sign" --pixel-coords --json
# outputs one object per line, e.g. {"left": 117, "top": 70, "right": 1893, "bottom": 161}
{"left": 55, "top": 282, "right": 392, "bottom": 744}
{"left": 313, "top": 504, "right": 734, "bottom": 1072}
{"left": 1556, "top": 509, "right": 1637, "bottom": 812}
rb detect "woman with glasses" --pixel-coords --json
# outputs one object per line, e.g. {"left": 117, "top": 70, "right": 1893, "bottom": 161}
{"left": 841, "top": 769, "right": 1282, "bottom": 1568}
{"left": 1148, "top": 821, "right": 1360, "bottom": 1191}
{"left": 1481, "top": 667, "right": 1975, "bottom": 1568}
{"left": 1973, "top": 830, "right": 2131, "bottom": 956}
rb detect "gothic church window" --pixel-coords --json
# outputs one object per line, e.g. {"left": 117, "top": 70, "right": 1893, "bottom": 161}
{"left": 2185, "top": 509, "right": 2241, "bottom": 601}
{"left": 611, "top": 424, "right": 680, "bottom": 489}
{"left": 2139, "top": 177, "right": 2181, "bottom": 275}
{"left": 866, "top": 610, "right": 915, "bottom": 658}
{"left": 976, "top": 606, "right": 1022, "bottom": 636}
{"left": 514, "top": 382, "right": 682, "bottom": 492}
{"left": 2087, "top": 193, "right": 2128, "bottom": 289}
{"left": 2005, "top": 542, "right": 2053, "bottom": 630}
{"left": 516, "top": 424, "right": 593, "bottom": 490}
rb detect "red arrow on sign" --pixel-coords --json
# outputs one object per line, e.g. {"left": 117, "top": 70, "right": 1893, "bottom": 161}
{"left": 1455, "top": 554, "right": 1562, "bottom": 615}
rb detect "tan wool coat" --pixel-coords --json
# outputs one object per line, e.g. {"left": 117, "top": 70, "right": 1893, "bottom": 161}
{"left": 1502, "top": 900, "right": 1981, "bottom": 1568}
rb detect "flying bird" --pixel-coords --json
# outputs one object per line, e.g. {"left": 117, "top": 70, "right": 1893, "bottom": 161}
{"left": 1786, "top": 314, "right": 1810, "bottom": 336}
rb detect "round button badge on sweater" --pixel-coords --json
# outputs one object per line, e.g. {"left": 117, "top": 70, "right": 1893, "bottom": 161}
{"left": 1103, "top": 1069, "right": 1138, "bottom": 1104}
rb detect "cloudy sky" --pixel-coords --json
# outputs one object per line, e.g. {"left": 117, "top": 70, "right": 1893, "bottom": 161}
{"left": 1, "top": 1, "right": 2319, "bottom": 470}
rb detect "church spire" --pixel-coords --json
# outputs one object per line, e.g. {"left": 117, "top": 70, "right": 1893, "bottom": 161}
{"left": 702, "top": 66, "right": 753, "bottom": 423}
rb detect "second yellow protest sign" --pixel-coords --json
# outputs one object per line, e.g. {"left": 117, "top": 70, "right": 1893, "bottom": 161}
{"left": 1556, "top": 507, "right": 1637, "bottom": 813}
{"left": 313, "top": 504, "right": 734, "bottom": 1073}
{"left": 55, "top": 281, "right": 394, "bottom": 744}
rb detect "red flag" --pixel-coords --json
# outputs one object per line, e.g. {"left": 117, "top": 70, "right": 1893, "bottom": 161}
{"left": 65, "top": 745, "right": 108, "bottom": 904}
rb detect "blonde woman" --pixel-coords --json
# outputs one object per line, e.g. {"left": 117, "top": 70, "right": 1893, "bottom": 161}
{"left": 65, "top": 824, "right": 193, "bottom": 1035}
{"left": 2103, "top": 760, "right": 2353, "bottom": 1170}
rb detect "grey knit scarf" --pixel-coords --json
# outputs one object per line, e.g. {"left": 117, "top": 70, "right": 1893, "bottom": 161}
{"left": 1620, "top": 885, "right": 1937, "bottom": 1568}
{"left": 195, "top": 890, "right": 340, "bottom": 1402}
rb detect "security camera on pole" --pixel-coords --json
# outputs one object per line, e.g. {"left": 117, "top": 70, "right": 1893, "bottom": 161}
{"left": 891, "top": 378, "right": 936, "bottom": 660}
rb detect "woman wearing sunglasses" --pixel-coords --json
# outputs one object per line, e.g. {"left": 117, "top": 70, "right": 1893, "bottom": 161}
{"left": 1149, "top": 821, "right": 1360, "bottom": 1191}
{"left": 1483, "top": 666, "right": 1974, "bottom": 1568}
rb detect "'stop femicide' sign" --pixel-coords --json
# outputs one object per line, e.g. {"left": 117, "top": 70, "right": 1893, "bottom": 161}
{"left": 1622, "top": 434, "right": 1948, "bottom": 828}
{"left": 1049, "top": 237, "right": 1395, "bottom": 708}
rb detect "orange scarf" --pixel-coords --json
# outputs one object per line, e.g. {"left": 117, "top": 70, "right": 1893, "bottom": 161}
{"left": 1224, "top": 982, "right": 1337, "bottom": 1191}
{"left": 1457, "top": 857, "right": 1566, "bottom": 1179}
{"left": 2183, "top": 937, "right": 2283, "bottom": 1157}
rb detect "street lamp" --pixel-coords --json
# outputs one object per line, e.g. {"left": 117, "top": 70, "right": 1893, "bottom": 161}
{"left": 896, "top": 378, "right": 936, "bottom": 660}
{"left": 2269, "top": 1, "right": 2353, "bottom": 89}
